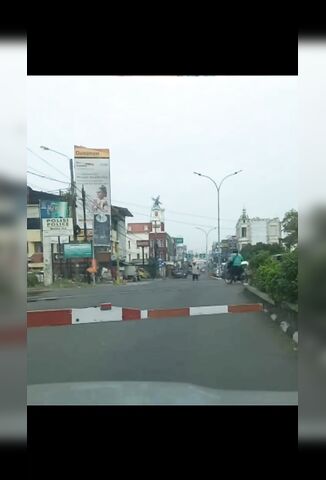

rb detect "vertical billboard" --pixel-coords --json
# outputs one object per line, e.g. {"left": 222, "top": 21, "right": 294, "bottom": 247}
{"left": 74, "top": 146, "right": 111, "bottom": 246}
{"left": 93, "top": 213, "right": 111, "bottom": 246}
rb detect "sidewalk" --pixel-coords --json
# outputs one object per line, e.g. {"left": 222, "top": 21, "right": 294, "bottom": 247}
{"left": 244, "top": 284, "right": 298, "bottom": 346}
{"left": 27, "top": 278, "right": 160, "bottom": 302}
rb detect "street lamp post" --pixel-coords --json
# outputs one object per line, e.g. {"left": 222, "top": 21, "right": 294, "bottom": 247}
{"left": 194, "top": 170, "right": 243, "bottom": 270}
{"left": 195, "top": 226, "right": 217, "bottom": 264}
{"left": 40, "top": 146, "right": 78, "bottom": 241}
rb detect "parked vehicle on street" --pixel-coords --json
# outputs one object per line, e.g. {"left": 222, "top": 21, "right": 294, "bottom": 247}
{"left": 124, "top": 265, "right": 139, "bottom": 282}
{"left": 137, "top": 267, "right": 150, "bottom": 280}
{"left": 172, "top": 268, "right": 188, "bottom": 279}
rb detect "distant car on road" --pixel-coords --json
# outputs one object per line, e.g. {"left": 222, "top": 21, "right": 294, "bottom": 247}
{"left": 172, "top": 268, "right": 188, "bottom": 279}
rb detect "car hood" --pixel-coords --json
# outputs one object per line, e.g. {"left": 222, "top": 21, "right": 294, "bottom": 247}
{"left": 27, "top": 381, "right": 298, "bottom": 405}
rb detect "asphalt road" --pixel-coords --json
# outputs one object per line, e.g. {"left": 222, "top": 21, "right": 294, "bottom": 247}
{"left": 28, "top": 276, "right": 297, "bottom": 391}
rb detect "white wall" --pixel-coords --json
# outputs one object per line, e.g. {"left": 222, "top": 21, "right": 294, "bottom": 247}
{"left": 267, "top": 220, "right": 281, "bottom": 244}
{"left": 250, "top": 219, "right": 267, "bottom": 245}
{"left": 117, "top": 219, "right": 127, "bottom": 259}
{"left": 27, "top": 204, "right": 40, "bottom": 218}
{"left": 126, "top": 232, "right": 149, "bottom": 262}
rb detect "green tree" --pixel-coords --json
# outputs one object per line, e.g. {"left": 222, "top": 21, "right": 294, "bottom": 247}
{"left": 252, "top": 249, "right": 298, "bottom": 304}
{"left": 282, "top": 209, "right": 298, "bottom": 249}
{"left": 147, "top": 257, "right": 158, "bottom": 278}
{"left": 241, "top": 242, "right": 283, "bottom": 262}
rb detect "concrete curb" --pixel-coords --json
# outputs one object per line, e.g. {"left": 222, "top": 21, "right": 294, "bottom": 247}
{"left": 27, "top": 289, "right": 51, "bottom": 295}
{"left": 27, "top": 297, "right": 59, "bottom": 303}
{"left": 244, "top": 284, "right": 298, "bottom": 346}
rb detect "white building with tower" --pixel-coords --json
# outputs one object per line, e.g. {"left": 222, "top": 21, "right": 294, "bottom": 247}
{"left": 236, "top": 209, "right": 281, "bottom": 250}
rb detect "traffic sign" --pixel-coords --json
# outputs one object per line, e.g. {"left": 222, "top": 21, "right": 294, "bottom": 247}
{"left": 174, "top": 237, "right": 184, "bottom": 244}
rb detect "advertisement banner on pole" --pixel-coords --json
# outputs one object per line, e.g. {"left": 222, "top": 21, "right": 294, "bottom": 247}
{"left": 40, "top": 200, "right": 69, "bottom": 219}
{"left": 93, "top": 213, "right": 111, "bottom": 246}
{"left": 74, "top": 146, "right": 111, "bottom": 237}
{"left": 64, "top": 243, "right": 92, "bottom": 259}
{"left": 42, "top": 218, "right": 74, "bottom": 237}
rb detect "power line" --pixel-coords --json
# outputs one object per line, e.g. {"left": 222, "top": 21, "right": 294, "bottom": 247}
{"left": 27, "top": 177, "right": 235, "bottom": 232}
{"left": 111, "top": 198, "right": 238, "bottom": 223}
{"left": 130, "top": 210, "right": 216, "bottom": 229}
{"left": 27, "top": 148, "right": 71, "bottom": 180}
{"left": 27, "top": 171, "right": 70, "bottom": 185}
{"left": 26, "top": 162, "right": 238, "bottom": 226}
{"left": 26, "top": 163, "right": 237, "bottom": 224}
{"left": 27, "top": 165, "right": 53, "bottom": 177}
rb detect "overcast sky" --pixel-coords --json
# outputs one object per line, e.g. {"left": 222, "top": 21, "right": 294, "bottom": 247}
{"left": 27, "top": 75, "right": 297, "bottom": 251}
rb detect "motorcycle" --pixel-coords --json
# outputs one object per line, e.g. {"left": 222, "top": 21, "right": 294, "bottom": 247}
{"left": 224, "top": 267, "right": 248, "bottom": 284}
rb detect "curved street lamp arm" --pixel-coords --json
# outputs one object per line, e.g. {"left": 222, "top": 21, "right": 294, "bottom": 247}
{"left": 218, "top": 170, "right": 243, "bottom": 189}
{"left": 40, "top": 146, "right": 72, "bottom": 160}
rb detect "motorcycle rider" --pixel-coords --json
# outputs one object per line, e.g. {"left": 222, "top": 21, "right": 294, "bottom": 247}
{"left": 229, "top": 250, "right": 244, "bottom": 283}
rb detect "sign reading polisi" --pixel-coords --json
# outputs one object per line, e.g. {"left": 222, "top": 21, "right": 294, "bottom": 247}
{"left": 42, "top": 218, "right": 74, "bottom": 237}
{"left": 74, "top": 146, "right": 111, "bottom": 246}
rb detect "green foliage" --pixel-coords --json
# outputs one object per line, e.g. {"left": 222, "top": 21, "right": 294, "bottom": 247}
{"left": 147, "top": 258, "right": 158, "bottom": 278}
{"left": 282, "top": 209, "right": 298, "bottom": 249}
{"left": 241, "top": 242, "right": 284, "bottom": 262}
{"left": 250, "top": 249, "right": 298, "bottom": 304}
{"left": 27, "top": 272, "right": 39, "bottom": 287}
{"left": 249, "top": 250, "right": 272, "bottom": 272}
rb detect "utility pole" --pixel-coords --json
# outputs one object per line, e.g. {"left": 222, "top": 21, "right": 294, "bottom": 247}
{"left": 81, "top": 185, "right": 87, "bottom": 242}
{"left": 116, "top": 242, "right": 120, "bottom": 285}
{"left": 69, "top": 158, "right": 78, "bottom": 241}
{"left": 91, "top": 240, "right": 96, "bottom": 285}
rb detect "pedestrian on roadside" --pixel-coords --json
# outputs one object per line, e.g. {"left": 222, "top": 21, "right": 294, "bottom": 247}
{"left": 192, "top": 261, "right": 200, "bottom": 281}
{"left": 85, "top": 268, "right": 91, "bottom": 284}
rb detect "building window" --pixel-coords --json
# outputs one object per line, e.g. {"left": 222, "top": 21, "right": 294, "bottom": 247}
{"left": 27, "top": 218, "right": 41, "bottom": 230}
{"left": 34, "top": 242, "right": 43, "bottom": 253}
{"left": 128, "top": 241, "right": 131, "bottom": 249}
{"left": 144, "top": 225, "right": 148, "bottom": 231}
{"left": 241, "top": 227, "right": 247, "bottom": 238}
